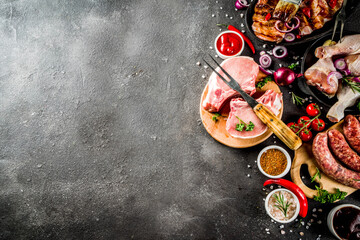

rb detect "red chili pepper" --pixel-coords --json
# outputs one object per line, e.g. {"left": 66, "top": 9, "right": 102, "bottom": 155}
{"left": 264, "top": 179, "right": 308, "bottom": 218}
{"left": 217, "top": 24, "right": 255, "bottom": 54}
{"left": 329, "top": 0, "right": 337, "bottom": 8}
{"left": 296, "top": 34, "right": 302, "bottom": 39}
{"left": 302, "top": 7, "right": 311, "bottom": 18}
{"left": 265, "top": 13, "right": 271, "bottom": 21}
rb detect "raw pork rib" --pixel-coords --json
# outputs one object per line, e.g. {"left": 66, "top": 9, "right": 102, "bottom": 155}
{"left": 226, "top": 90, "right": 283, "bottom": 138}
{"left": 202, "top": 57, "right": 258, "bottom": 112}
{"left": 327, "top": 84, "right": 360, "bottom": 122}
{"left": 304, "top": 58, "right": 338, "bottom": 97}
{"left": 315, "top": 34, "right": 360, "bottom": 59}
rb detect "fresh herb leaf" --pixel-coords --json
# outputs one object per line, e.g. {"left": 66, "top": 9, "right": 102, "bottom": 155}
{"left": 288, "top": 62, "right": 299, "bottom": 70}
{"left": 273, "top": 192, "right": 292, "bottom": 217}
{"left": 235, "top": 117, "right": 255, "bottom": 132}
{"left": 353, "top": 179, "right": 360, "bottom": 181}
{"left": 291, "top": 92, "right": 305, "bottom": 106}
{"left": 246, "top": 121, "right": 255, "bottom": 131}
{"left": 342, "top": 77, "right": 360, "bottom": 94}
{"left": 256, "top": 76, "right": 273, "bottom": 89}
{"left": 313, "top": 186, "right": 347, "bottom": 203}
{"left": 357, "top": 102, "right": 360, "bottom": 112}
{"left": 212, "top": 113, "right": 221, "bottom": 122}
{"left": 310, "top": 168, "right": 321, "bottom": 183}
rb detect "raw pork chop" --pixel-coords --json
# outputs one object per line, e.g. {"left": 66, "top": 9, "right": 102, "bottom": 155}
{"left": 226, "top": 90, "right": 283, "bottom": 138}
{"left": 327, "top": 84, "right": 360, "bottom": 122}
{"left": 202, "top": 57, "right": 258, "bottom": 112}
{"left": 304, "top": 58, "right": 338, "bottom": 97}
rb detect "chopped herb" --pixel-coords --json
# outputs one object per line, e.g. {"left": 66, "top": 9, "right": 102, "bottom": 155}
{"left": 288, "top": 62, "right": 299, "bottom": 70}
{"left": 235, "top": 116, "right": 255, "bottom": 131}
{"left": 357, "top": 102, "right": 360, "bottom": 112}
{"left": 354, "top": 179, "right": 360, "bottom": 181}
{"left": 256, "top": 75, "right": 273, "bottom": 89}
{"left": 313, "top": 186, "right": 347, "bottom": 203}
{"left": 212, "top": 113, "right": 221, "bottom": 122}
{"left": 274, "top": 192, "right": 292, "bottom": 217}
{"left": 342, "top": 77, "right": 360, "bottom": 93}
{"left": 310, "top": 168, "right": 321, "bottom": 183}
{"left": 291, "top": 92, "right": 305, "bottom": 106}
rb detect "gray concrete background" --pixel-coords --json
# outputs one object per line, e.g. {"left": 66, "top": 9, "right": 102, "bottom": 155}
{"left": 0, "top": 0, "right": 359, "bottom": 239}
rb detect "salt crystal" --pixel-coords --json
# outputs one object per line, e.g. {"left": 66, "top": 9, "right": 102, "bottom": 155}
{"left": 219, "top": 28, "right": 222, "bottom": 31}
{"left": 209, "top": 46, "right": 213, "bottom": 49}
{"left": 263, "top": 44, "right": 267, "bottom": 48}
{"left": 215, "top": 55, "right": 219, "bottom": 58}
{"left": 265, "top": 228, "right": 269, "bottom": 231}
{"left": 312, "top": 214, "right": 317, "bottom": 218}
{"left": 230, "top": 17, "right": 233, "bottom": 19}
{"left": 240, "top": 13, "right": 244, "bottom": 18}
{"left": 280, "top": 230, "right": 285, "bottom": 235}
{"left": 212, "top": 14, "right": 215, "bottom": 17}
{"left": 299, "top": 232, "right": 304, "bottom": 236}
{"left": 306, "top": 226, "right": 309, "bottom": 229}
{"left": 204, "top": 65, "right": 208, "bottom": 69}
{"left": 202, "top": 74, "right": 206, "bottom": 79}
{"left": 225, "top": 14, "right": 229, "bottom": 17}
{"left": 241, "top": 23, "right": 244, "bottom": 27}
{"left": 247, "top": 165, "right": 251, "bottom": 168}
{"left": 241, "top": 30, "right": 245, "bottom": 33}
{"left": 247, "top": 174, "right": 251, "bottom": 178}
{"left": 279, "top": 64, "right": 282, "bottom": 67}
{"left": 270, "top": 185, "right": 274, "bottom": 190}
{"left": 318, "top": 209, "right": 323, "bottom": 212}
{"left": 196, "top": 62, "right": 201, "bottom": 66}
{"left": 310, "top": 219, "right": 314, "bottom": 223}
{"left": 290, "top": 230, "right": 293, "bottom": 233}
{"left": 267, "top": 232, "right": 270, "bottom": 234}
{"left": 220, "top": 6, "right": 223, "bottom": 9}
{"left": 279, "top": 225, "right": 284, "bottom": 229}
{"left": 317, "top": 220, "right": 322, "bottom": 224}
{"left": 235, "top": 8, "right": 238, "bottom": 11}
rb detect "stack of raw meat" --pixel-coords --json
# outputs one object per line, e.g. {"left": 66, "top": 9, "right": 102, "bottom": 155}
{"left": 202, "top": 56, "right": 283, "bottom": 138}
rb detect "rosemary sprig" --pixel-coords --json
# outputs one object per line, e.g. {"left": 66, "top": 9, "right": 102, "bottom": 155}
{"left": 342, "top": 77, "right": 360, "bottom": 93}
{"left": 291, "top": 92, "right": 305, "bottom": 106}
{"left": 310, "top": 168, "right": 321, "bottom": 183}
{"left": 273, "top": 192, "right": 292, "bottom": 217}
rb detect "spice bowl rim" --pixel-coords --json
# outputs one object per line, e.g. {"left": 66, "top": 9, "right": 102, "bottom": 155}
{"left": 257, "top": 145, "right": 291, "bottom": 179}
{"left": 214, "top": 30, "right": 245, "bottom": 60}
{"left": 327, "top": 203, "right": 360, "bottom": 240}
{"left": 265, "top": 188, "right": 300, "bottom": 224}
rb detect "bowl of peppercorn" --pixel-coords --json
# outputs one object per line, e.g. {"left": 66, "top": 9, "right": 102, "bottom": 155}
{"left": 257, "top": 145, "right": 291, "bottom": 179}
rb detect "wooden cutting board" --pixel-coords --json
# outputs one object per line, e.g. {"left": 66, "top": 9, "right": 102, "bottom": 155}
{"left": 291, "top": 120, "right": 358, "bottom": 198}
{"left": 199, "top": 80, "right": 283, "bottom": 148}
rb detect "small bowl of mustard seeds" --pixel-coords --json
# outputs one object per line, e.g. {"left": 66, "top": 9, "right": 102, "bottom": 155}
{"left": 257, "top": 145, "right": 291, "bottom": 178}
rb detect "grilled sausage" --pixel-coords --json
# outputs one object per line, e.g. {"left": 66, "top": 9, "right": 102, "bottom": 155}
{"left": 312, "top": 132, "right": 360, "bottom": 189}
{"left": 343, "top": 115, "right": 360, "bottom": 154}
{"left": 328, "top": 129, "right": 360, "bottom": 172}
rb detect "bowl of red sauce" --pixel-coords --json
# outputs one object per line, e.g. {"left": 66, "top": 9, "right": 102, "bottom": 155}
{"left": 214, "top": 30, "right": 244, "bottom": 59}
{"left": 327, "top": 204, "right": 360, "bottom": 240}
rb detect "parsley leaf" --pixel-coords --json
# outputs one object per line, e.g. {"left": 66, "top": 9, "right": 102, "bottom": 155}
{"left": 235, "top": 116, "right": 255, "bottom": 132}
{"left": 288, "top": 62, "right": 299, "bottom": 70}
{"left": 256, "top": 76, "right": 273, "bottom": 89}
{"left": 313, "top": 186, "right": 347, "bottom": 203}
{"left": 310, "top": 168, "right": 321, "bottom": 183}
{"left": 212, "top": 113, "right": 221, "bottom": 122}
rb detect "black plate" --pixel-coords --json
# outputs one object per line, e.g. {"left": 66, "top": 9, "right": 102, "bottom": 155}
{"left": 297, "top": 31, "right": 358, "bottom": 111}
{"left": 245, "top": 0, "right": 359, "bottom": 46}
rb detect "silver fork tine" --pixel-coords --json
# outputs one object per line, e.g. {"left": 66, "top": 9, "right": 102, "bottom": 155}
{"left": 208, "top": 55, "right": 237, "bottom": 84}
{"left": 340, "top": 20, "right": 344, "bottom": 42}
{"left": 331, "top": 18, "right": 338, "bottom": 42}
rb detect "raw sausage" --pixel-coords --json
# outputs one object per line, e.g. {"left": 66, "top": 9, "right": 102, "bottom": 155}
{"left": 343, "top": 115, "right": 360, "bottom": 154}
{"left": 312, "top": 132, "right": 360, "bottom": 189}
{"left": 328, "top": 129, "right": 360, "bottom": 172}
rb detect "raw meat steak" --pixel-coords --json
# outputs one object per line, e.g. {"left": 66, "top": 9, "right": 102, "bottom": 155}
{"left": 202, "top": 57, "right": 258, "bottom": 112}
{"left": 226, "top": 90, "right": 283, "bottom": 138}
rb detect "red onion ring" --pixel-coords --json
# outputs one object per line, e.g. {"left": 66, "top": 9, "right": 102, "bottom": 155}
{"left": 327, "top": 71, "right": 342, "bottom": 87}
{"left": 284, "top": 33, "right": 296, "bottom": 42}
{"left": 275, "top": 20, "right": 294, "bottom": 33}
{"left": 259, "top": 66, "right": 273, "bottom": 75}
{"left": 272, "top": 46, "right": 288, "bottom": 59}
{"left": 259, "top": 54, "right": 272, "bottom": 68}
{"left": 334, "top": 58, "right": 347, "bottom": 71}
{"left": 285, "top": 17, "right": 300, "bottom": 30}
{"left": 235, "top": 0, "right": 249, "bottom": 9}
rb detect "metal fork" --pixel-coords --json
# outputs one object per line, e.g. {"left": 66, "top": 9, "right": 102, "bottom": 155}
{"left": 331, "top": 0, "right": 348, "bottom": 42}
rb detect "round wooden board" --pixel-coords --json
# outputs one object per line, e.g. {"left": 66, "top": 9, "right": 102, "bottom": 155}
{"left": 291, "top": 120, "right": 358, "bottom": 199}
{"left": 199, "top": 81, "right": 283, "bottom": 148}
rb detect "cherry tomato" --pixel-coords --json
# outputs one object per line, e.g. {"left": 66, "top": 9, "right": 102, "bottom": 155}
{"left": 298, "top": 116, "right": 311, "bottom": 128}
{"left": 329, "top": 0, "right": 337, "bottom": 8}
{"left": 311, "top": 119, "right": 325, "bottom": 132}
{"left": 306, "top": 103, "right": 320, "bottom": 117}
{"left": 287, "top": 122, "right": 300, "bottom": 134}
{"left": 302, "top": 7, "right": 311, "bottom": 18}
{"left": 299, "top": 129, "right": 313, "bottom": 142}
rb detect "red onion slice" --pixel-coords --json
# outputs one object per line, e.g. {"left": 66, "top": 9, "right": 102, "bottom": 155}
{"left": 275, "top": 20, "right": 294, "bottom": 33}
{"left": 235, "top": 0, "right": 248, "bottom": 9}
{"left": 334, "top": 58, "right": 347, "bottom": 70}
{"left": 259, "top": 54, "right": 272, "bottom": 68}
{"left": 272, "top": 46, "right": 288, "bottom": 59}
{"left": 284, "top": 33, "right": 296, "bottom": 42}
{"left": 285, "top": 17, "right": 300, "bottom": 30}
{"left": 327, "top": 71, "right": 342, "bottom": 87}
{"left": 259, "top": 66, "right": 273, "bottom": 75}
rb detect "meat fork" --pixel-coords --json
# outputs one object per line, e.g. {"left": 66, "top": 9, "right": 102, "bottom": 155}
{"left": 331, "top": 0, "right": 348, "bottom": 42}
{"left": 202, "top": 55, "right": 302, "bottom": 150}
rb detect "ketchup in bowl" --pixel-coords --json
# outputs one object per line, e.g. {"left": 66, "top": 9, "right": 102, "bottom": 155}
{"left": 215, "top": 31, "right": 244, "bottom": 59}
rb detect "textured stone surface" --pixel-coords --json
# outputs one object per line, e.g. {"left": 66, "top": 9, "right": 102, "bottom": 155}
{"left": 0, "top": 0, "right": 359, "bottom": 239}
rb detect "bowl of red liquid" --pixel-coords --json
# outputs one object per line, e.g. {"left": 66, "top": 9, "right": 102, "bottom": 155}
{"left": 327, "top": 204, "right": 360, "bottom": 240}
{"left": 214, "top": 30, "right": 244, "bottom": 59}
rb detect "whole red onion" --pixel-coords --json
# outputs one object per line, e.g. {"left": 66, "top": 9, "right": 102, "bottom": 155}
{"left": 274, "top": 67, "right": 296, "bottom": 86}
